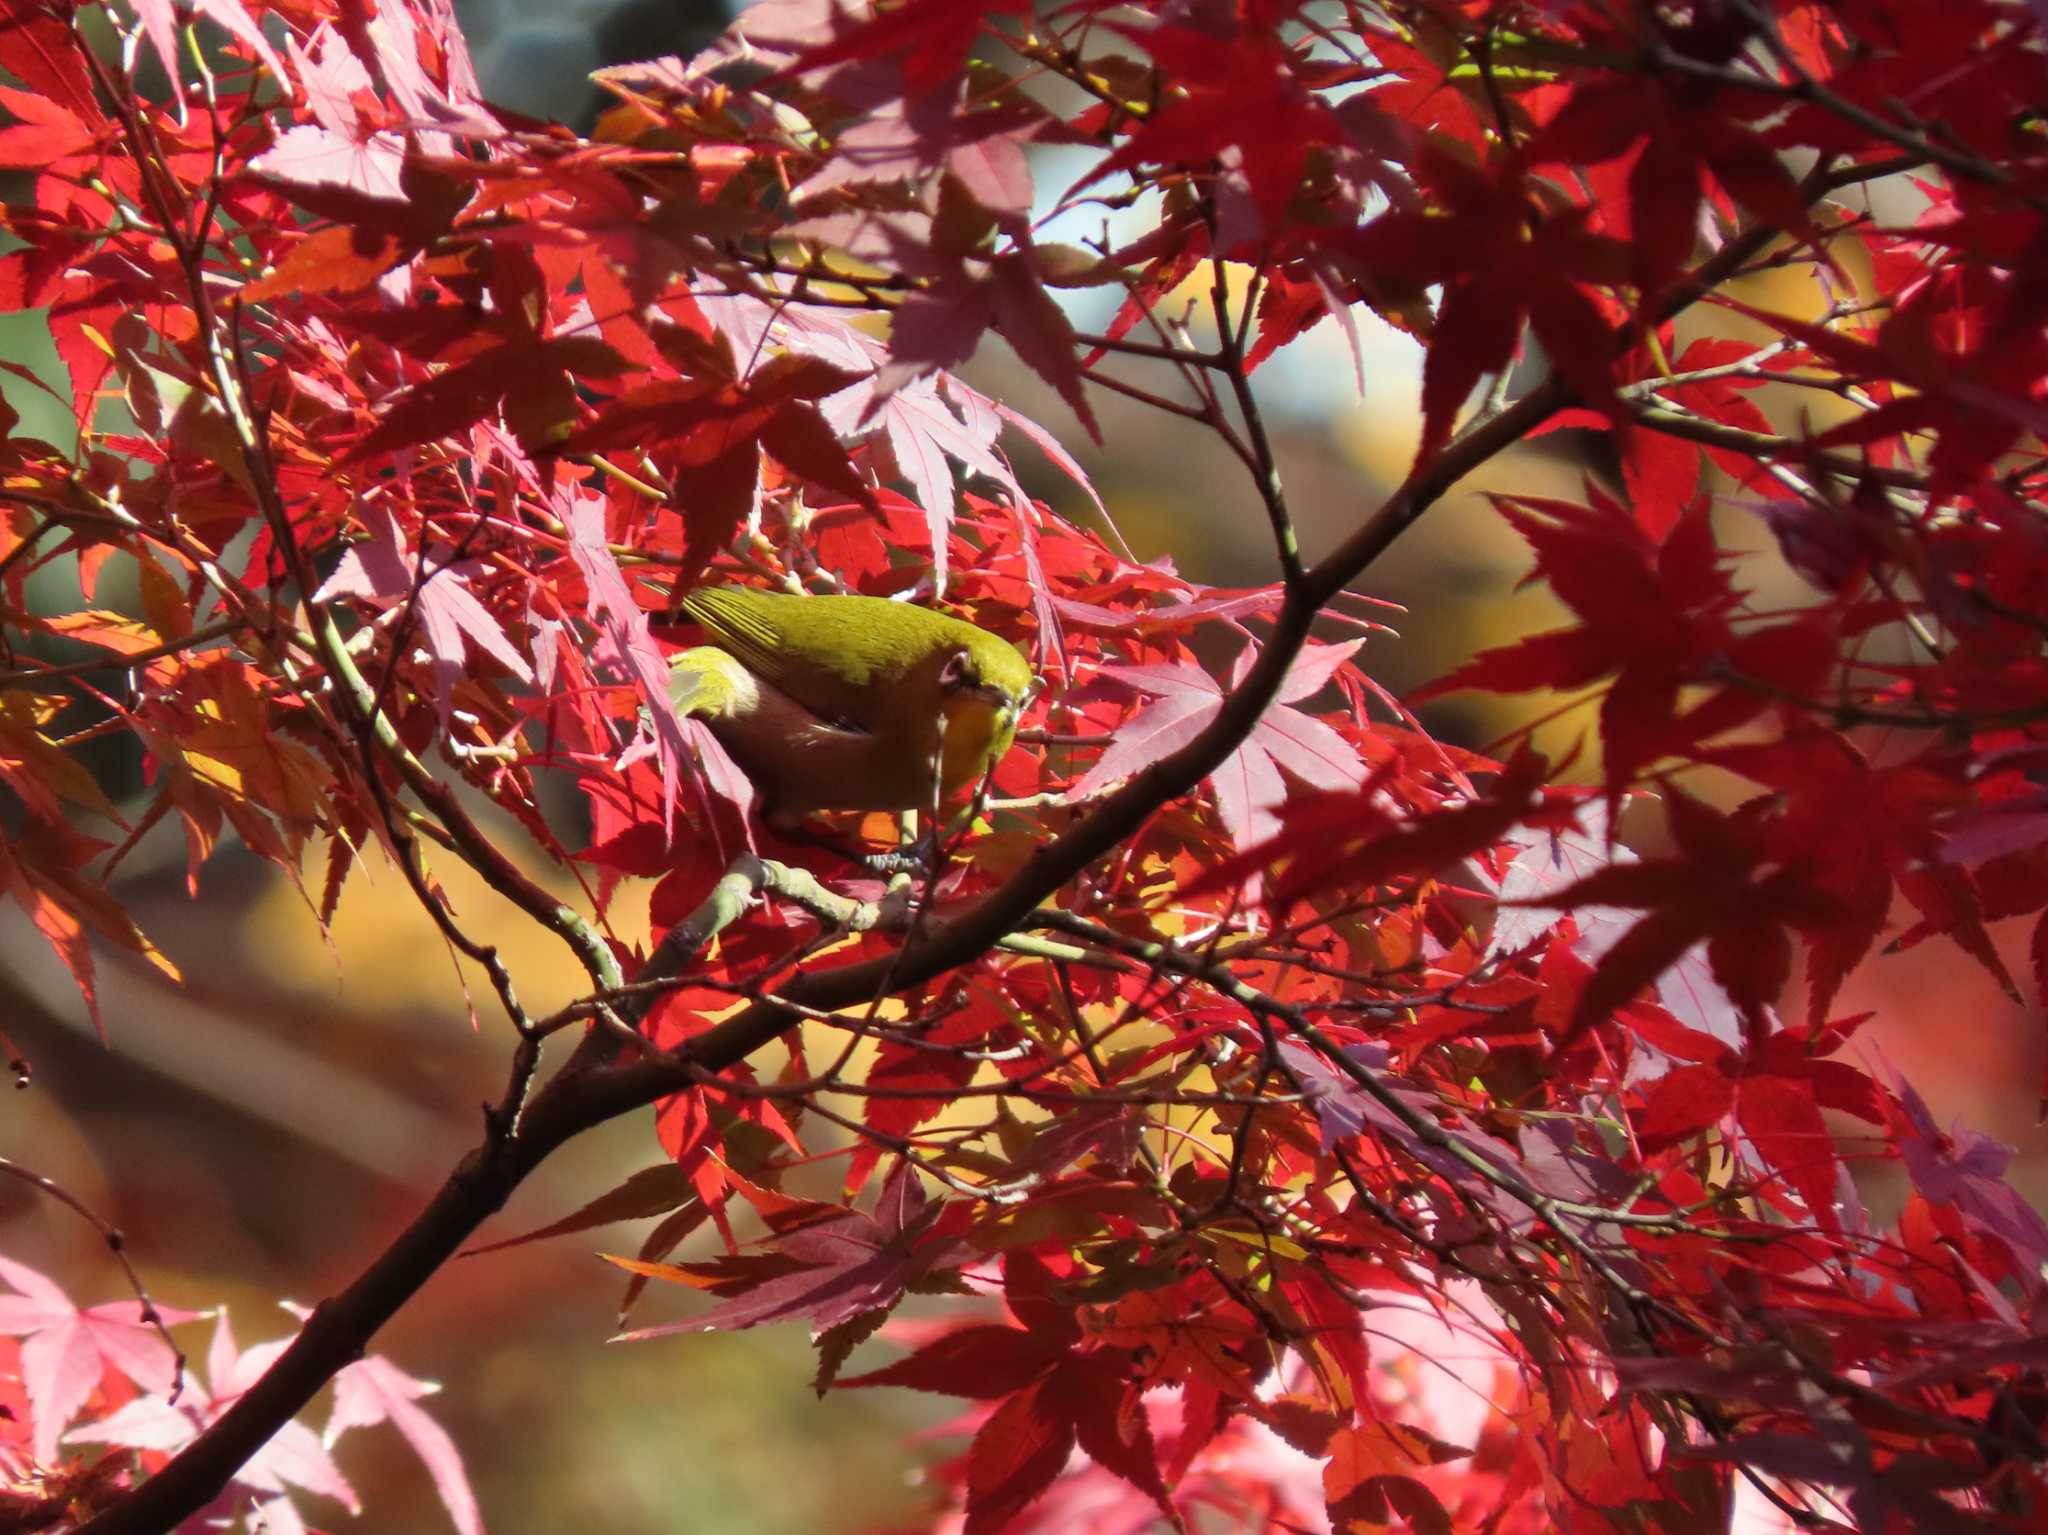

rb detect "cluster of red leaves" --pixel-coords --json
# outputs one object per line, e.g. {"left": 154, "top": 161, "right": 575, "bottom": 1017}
{"left": 7, "top": 0, "right": 2048, "bottom": 1533}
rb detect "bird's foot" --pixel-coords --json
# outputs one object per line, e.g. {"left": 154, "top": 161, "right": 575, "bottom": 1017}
{"left": 858, "top": 840, "right": 935, "bottom": 878}
{"left": 763, "top": 817, "right": 934, "bottom": 880}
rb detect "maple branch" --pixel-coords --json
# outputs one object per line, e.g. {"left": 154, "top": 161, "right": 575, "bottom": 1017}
{"left": 1312, "top": 381, "right": 1570, "bottom": 605}
{"left": 1207, "top": 244, "right": 1303, "bottom": 589}
{"left": 2, "top": 484, "right": 325, "bottom": 686}
{"left": 1470, "top": 23, "right": 1521, "bottom": 152}
{"left": 1029, "top": 910, "right": 1751, "bottom": 1257}
{"left": 320, "top": 531, "right": 545, "bottom": 1036}
{"left": 359, "top": 730, "right": 539, "bottom": 1037}
{"left": 1009, "top": 30, "right": 1152, "bottom": 126}
{"left": 641, "top": 854, "right": 913, "bottom": 972}
{"left": 1072, "top": 331, "right": 1224, "bottom": 366}
{"left": 718, "top": 1071, "right": 1284, "bottom": 1110}
{"left": 0, "top": 1157, "right": 187, "bottom": 1401}
{"left": 1088, "top": 223, "right": 1254, "bottom": 463}
{"left": 234, "top": 387, "right": 623, "bottom": 1004}
{"left": 1700, "top": 1, "right": 2030, "bottom": 204}
{"left": 1028, "top": 910, "right": 1498, "bottom": 1019}
{"left": 1715, "top": 669, "right": 2048, "bottom": 733}
{"left": 1622, "top": 399, "right": 1933, "bottom": 491}
{"left": 1075, "top": 363, "right": 1219, "bottom": 425}
{"left": 0, "top": 619, "right": 245, "bottom": 692}
{"left": 72, "top": 22, "right": 628, "bottom": 1016}
{"left": 78, "top": 238, "right": 1563, "bottom": 1534}
{"left": 1616, "top": 336, "right": 1798, "bottom": 394}
{"left": 1076, "top": 290, "right": 1255, "bottom": 464}
{"left": 298, "top": 498, "right": 624, "bottom": 1011}
{"left": 0, "top": 515, "right": 60, "bottom": 586}
{"left": 78, "top": 37, "right": 1948, "bottom": 1530}
{"left": 787, "top": 1097, "right": 1048, "bottom": 1202}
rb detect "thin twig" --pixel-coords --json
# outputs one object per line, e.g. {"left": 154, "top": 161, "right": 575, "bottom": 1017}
{"left": 0, "top": 619, "right": 245, "bottom": 692}
{"left": 0, "top": 1157, "right": 188, "bottom": 1403}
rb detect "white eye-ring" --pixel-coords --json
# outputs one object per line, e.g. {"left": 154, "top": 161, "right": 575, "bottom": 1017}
{"left": 939, "top": 649, "right": 977, "bottom": 690}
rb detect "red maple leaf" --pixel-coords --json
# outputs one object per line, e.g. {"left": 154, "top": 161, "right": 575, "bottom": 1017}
{"left": 837, "top": 1254, "right": 1174, "bottom": 1535}
{"left": 1343, "top": 146, "right": 1630, "bottom": 456}
{"left": 1415, "top": 490, "right": 1834, "bottom": 799}
{"left": 773, "top": 0, "right": 1030, "bottom": 98}
{"left": 1705, "top": 731, "right": 1969, "bottom": 1027}
{"left": 1083, "top": 20, "right": 1344, "bottom": 229}
{"left": 1526, "top": 788, "right": 1840, "bottom": 1048}
{"left": 609, "top": 1165, "right": 960, "bottom": 1340}
{"left": 1527, "top": 68, "right": 1818, "bottom": 303}
{"left": 567, "top": 352, "right": 873, "bottom": 583}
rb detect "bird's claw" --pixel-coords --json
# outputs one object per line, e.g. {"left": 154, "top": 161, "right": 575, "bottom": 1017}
{"left": 765, "top": 818, "right": 935, "bottom": 879}
{"left": 861, "top": 827, "right": 940, "bottom": 878}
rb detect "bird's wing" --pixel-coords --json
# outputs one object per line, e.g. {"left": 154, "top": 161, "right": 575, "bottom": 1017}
{"left": 679, "top": 588, "right": 873, "bottom": 729}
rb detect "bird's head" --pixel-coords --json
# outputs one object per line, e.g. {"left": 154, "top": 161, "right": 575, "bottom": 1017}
{"left": 931, "top": 631, "right": 1034, "bottom": 797}
{"left": 938, "top": 635, "right": 1033, "bottom": 716}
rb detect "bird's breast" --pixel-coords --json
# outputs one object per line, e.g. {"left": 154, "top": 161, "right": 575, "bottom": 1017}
{"left": 937, "top": 695, "right": 1008, "bottom": 798}
{"left": 678, "top": 659, "right": 926, "bottom": 814}
{"left": 676, "top": 647, "right": 1013, "bottom": 815}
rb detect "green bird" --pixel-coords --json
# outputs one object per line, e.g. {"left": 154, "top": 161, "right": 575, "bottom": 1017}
{"left": 667, "top": 587, "right": 1033, "bottom": 825}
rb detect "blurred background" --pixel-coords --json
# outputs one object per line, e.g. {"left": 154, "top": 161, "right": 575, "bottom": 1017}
{"left": 1, "top": 1, "right": 2041, "bottom": 1531}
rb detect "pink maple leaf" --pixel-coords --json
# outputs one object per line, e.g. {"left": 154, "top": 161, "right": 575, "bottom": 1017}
{"left": 1072, "top": 641, "right": 1368, "bottom": 848}
{"left": 250, "top": 25, "right": 406, "bottom": 199}
{"left": 327, "top": 1350, "right": 484, "bottom": 1535}
{"left": 314, "top": 502, "right": 533, "bottom": 721}
{"left": 559, "top": 487, "right": 734, "bottom": 837}
{"left": 1892, "top": 1074, "right": 2048, "bottom": 1268}
{"left": 248, "top": 13, "right": 495, "bottom": 198}
{"left": 870, "top": 377, "right": 1037, "bottom": 590}
{"left": 0, "top": 1253, "right": 198, "bottom": 1464}
{"left": 129, "top": 0, "right": 284, "bottom": 110}
{"left": 68, "top": 1311, "right": 357, "bottom": 1514}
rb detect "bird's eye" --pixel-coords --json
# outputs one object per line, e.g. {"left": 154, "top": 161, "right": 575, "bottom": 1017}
{"left": 939, "top": 649, "right": 978, "bottom": 691}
